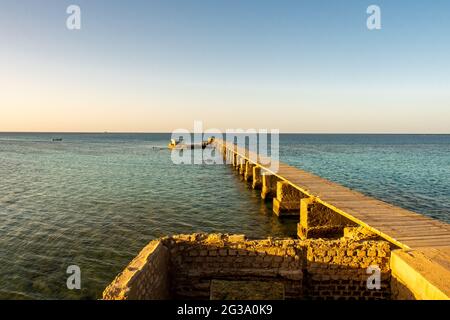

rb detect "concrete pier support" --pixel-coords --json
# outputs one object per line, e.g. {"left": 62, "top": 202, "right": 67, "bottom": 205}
{"left": 232, "top": 153, "right": 238, "bottom": 167}
{"left": 239, "top": 158, "right": 246, "bottom": 175}
{"left": 244, "top": 162, "right": 254, "bottom": 182}
{"left": 225, "top": 149, "right": 231, "bottom": 164}
{"left": 272, "top": 181, "right": 302, "bottom": 217}
{"left": 230, "top": 151, "right": 235, "bottom": 166}
{"left": 297, "top": 198, "right": 355, "bottom": 240}
{"left": 298, "top": 198, "right": 314, "bottom": 240}
{"left": 261, "top": 172, "right": 277, "bottom": 200}
{"left": 222, "top": 146, "right": 227, "bottom": 161}
{"left": 252, "top": 166, "right": 262, "bottom": 189}
{"left": 235, "top": 156, "right": 242, "bottom": 171}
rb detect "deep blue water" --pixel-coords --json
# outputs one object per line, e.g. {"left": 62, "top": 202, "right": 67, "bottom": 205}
{"left": 280, "top": 134, "right": 450, "bottom": 222}
{"left": 0, "top": 133, "right": 448, "bottom": 299}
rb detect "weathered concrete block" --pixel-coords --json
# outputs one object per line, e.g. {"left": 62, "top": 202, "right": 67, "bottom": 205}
{"left": 261, "top": 172, "right": 277, "bottom": 199}
{"left": 276, "top": 181, "right": 302, "bottom": 202}
{"left": 273, "top": 198, "right": 300, "bottom": 217}
{"left": 252, "top": 166, "right": 262, "bottom": 189}
{"left": 239, "top": 158, "right": 246, "bottom": 175}
{"left": 244, "top": 162, "right": 254, "bottom": 181}
{"left": 232, "top": 154, "right": 238, "bottom": 168}
{"left": 298, "top": 199, "right": 355, "bottom": 239}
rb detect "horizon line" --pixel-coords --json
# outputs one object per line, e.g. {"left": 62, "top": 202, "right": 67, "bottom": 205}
{"left": 0, "top": 131, "right": 449, "bottom": 135}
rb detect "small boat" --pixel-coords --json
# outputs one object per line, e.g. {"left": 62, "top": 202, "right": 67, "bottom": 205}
{"left": 168, "top": 137, "right": 184, "bottom": 149}
{"left": 52, "top": 138, "right": 63, "bottom": 142}
{"left": 168, "top": 137, "right": 215, "bottom": 150}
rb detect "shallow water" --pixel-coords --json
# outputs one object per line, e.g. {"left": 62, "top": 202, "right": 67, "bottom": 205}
{"left": 0, "top": 133, "right": 448, "bottom": 299}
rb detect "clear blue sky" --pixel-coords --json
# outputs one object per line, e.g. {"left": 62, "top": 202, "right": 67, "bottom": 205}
{"left": 1, "top": 0, "right": 449, "bottom": 132}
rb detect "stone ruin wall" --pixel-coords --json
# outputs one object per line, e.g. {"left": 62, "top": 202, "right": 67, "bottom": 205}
{"left": 166, "top": 234, "right": 304, "bottom": 299}
{"left": 102, "top": 240, "right": 171, "bottom": 300}
{"left": 305, "top": 238, "right": 391, "bottom": 299}
{"left": 102, "top": 232, "right": 392, "bottom": 300}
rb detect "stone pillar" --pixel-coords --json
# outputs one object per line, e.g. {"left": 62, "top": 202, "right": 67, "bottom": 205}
{"left": 297, "top": 198, "right": 355, "bottom": 240}
{"left": 235, "top": 156, "right": 242, "bottom": 171}
{"left": 273, "top": 181, "right": 302, "bottom": 217}
{"left": 244, "top": 162, "right": 254, "bottom": 182}
{"left": 261, "top": 172, "right": 277, "bottom": 200}
{"left": 239, "top": 158, "right": 246, "bottom": 175}
{"left": 298, "top": 198, "right": 314, "bottom": 240}
{"left": 252, "top": 166, "right": 262, "bottom": 189}
{"left": 233, "top": 154, "right": 238, "bottom": 169}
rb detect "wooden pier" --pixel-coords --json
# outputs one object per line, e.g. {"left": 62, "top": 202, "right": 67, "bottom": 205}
{"left": 103, "top": 138, "right": 450, "bottom": 300}
{"left": 215, "top": 139, "right": 450, "bottom": 251}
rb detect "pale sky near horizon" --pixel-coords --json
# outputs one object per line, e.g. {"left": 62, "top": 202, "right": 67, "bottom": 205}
{"left": 1, "top": 0, "right": 449, "bottom": 133}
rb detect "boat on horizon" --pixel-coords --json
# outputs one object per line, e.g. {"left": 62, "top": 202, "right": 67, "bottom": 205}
{"left": 168, "top": 137, "right": 215, "bottom": 150}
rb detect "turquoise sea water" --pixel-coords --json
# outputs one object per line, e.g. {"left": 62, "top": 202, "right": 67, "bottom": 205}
{"left": 0, "top": 133, "right": 449, "bottom": 299}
